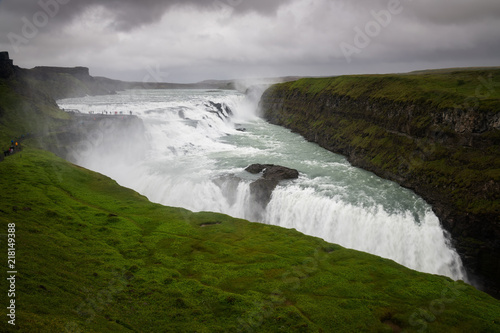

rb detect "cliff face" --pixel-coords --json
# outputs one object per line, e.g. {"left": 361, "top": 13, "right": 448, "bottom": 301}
{"left": 0, "top": 51, "right": 120, "bottom": 100}
{"left": 259, "top": 72, "right": 500, "bottom": 298}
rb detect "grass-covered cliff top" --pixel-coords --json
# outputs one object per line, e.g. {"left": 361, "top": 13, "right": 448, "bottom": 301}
{"left": 284, "top": 67, "right": 500, "bottom": 111}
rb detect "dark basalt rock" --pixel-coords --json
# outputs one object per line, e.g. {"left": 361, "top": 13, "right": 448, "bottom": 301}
{"left": 245, "top": 164, "right": 299, "bottom": 181}
{"left": 205, "top": 101, "right": 233, "bottom": 120}
{"left": 249, "top": 178, "right": 280, "bottom": 209}
{"left": 245, "top": 164, "right": 299, "bottom": 211}
{"left": 0, "top": 51, "right": 15, "bottom": 79}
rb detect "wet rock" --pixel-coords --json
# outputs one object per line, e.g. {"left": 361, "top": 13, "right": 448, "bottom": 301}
{"left": 245, "top": 164, "right": 299, "bottom": 210}
{"left": 213, "top": 166, "right": 299, "bottom": 221}
{"left": 245, "top": 164, "right": 299, "bottom": 181}
{"left": 249, "top": 178, "right": 279, "bottom": 209}
{"left": 205, "top": 101, "right": 233, "bottom": 120}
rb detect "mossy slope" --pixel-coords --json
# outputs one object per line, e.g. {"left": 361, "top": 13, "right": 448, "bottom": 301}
{"left": 0, "top": 147, "right": 499, "bottom": 332}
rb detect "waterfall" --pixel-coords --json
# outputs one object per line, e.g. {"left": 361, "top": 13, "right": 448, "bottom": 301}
{"left": 58, "top": 88, "right": 467, "bottom": 282}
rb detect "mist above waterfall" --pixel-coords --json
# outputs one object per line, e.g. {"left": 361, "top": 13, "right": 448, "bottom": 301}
{"left": 58, "top": 89, "right": 467, "bottom": 282}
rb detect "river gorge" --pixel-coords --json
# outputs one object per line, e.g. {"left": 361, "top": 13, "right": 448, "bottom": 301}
{"left": 57, "top": 88, "right": 467, "bottom": 283}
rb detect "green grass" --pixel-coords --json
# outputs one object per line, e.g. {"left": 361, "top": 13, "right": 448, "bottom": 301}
{"left": 286, "top": 68, "right": 500, "bottom": 110}
{"left": 0, "top": 147, "right": 499, "bottom": 332}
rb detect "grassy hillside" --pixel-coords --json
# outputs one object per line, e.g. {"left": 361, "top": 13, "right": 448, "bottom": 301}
{"left": 0, "top": 146, "right": 499, "bottom": 332}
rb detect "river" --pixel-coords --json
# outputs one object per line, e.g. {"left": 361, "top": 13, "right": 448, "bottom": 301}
{"left": 58, "top": 88, "right": 466, "bottom": 281}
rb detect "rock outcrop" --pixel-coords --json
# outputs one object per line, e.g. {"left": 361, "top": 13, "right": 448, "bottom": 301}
{"left": 245, "top": 164, "right": 300, "bottom": 181}
{"left": 259, "top": 73, "right": 500, "bottom": 298}
{"left": 245, "top": 164, "right": 299, "bottom": 210}
{"left": 26, "top": 65, "right": 116, "bottom": 99}
{"left": 0, "top": 51, "right": 15, "bottom": 78}
{"left": 212, "top": 165, "right": 299, "bottom": 221}
{"left": 32, "top": 66, "right": 92, "bottom": 81}
{"left": 205, "top": 101, "right": 233, "bottom": 120}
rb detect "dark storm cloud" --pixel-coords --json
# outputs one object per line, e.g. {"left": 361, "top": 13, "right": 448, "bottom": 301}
{"left": 408, "top": 0, "right": 500, "bottom": 25}
{"left": 0, "top": 0, "right": 292, "bottom": 33}
{"left": 327, "top": 0, "right": 500, "bottom": 23}
{"left": 0, "top": 0, "right": 499, "bottom": 82}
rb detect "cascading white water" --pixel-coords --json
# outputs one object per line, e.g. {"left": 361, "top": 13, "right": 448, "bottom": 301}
{"left": 265, "top": 187, "right": 462, "bottom": 278}
{"left": 58, "top": 88, "right": 467, "bottom": 281}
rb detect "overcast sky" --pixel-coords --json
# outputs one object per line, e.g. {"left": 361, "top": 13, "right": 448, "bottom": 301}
{"left": 1, "top": 0, "right": 499, "bottom": 83}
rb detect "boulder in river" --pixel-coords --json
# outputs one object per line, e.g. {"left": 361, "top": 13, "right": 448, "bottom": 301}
{"left": 245, "top": 164, "right": 299, "bottom": 181}
{"left": 245, "top": 164, "right": 299, "bottom": 212}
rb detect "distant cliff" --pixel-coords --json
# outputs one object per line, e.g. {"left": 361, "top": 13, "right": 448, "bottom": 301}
{"left": 0, "top": 51, "right": 239, "bottom": 103}
{"left": 32, "top": 66, "right": 91, "bottom": 80}
{"left": 0, "top": 51, "right": 15, "bottom": 78}
{"left": 27, "top": 65, "right": 118, "bottom": 99}
{"left": 260, "top": 70, "right": 500, "bottom": 298}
